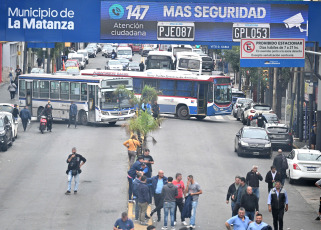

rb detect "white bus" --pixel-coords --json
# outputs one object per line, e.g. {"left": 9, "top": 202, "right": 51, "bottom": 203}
{"left": 176, "top": 52, "right": 202, "bottom": 75}
{"left": 81, "top": 69, "right": 232, "bottom": 120}
{"left": 18, "top": 74, "right": 135, "bottom": 125}
{"left": 145, "top": 51, "right": 175, "bottom": 70}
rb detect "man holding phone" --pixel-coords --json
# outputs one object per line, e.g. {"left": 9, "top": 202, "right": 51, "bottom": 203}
{"left": 65, "top": 147, "right": 86, "bottom": 195}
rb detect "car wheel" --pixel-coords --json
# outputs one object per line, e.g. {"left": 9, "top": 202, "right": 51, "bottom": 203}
{"left": 241, "top": 114, "right": 246, "bottom": 124}
{"left": 109, "top": 121, "right": 117, "bottom": 125}
{"left": 177, "top": 106, "right": 190, "bottom": 120}
{"left": 234, "top": 142, "right": 237, "bottom": 152}
{"left": 236, "top": 115, "right": 240, "bottom": 121}
{"left": 8, "top": 134, "right": 13, "bottom": 146}
{"left": 237, "top": 148, "right": 242, "bottom": 157}
{"left": 233, "top": 111, "right": 236, "bottom": 118}
{"left": 1, "top": 137, "right": 8, "bottom": 151}
{"left": 289, "top": 171, "right": 295, "bottom": 184}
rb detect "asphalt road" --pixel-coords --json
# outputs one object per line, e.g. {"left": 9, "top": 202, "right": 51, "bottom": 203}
{"left": 0, "top": 53, "right": 320, "bottom": 229}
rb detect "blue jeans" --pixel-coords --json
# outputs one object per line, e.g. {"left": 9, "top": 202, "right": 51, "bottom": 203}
{"left": 252, "top": 187, "right": 260, "bottom": 200}
{"left": 163, "top": 201, "right": 175, "bottom": 227}
{"left": 246, "top": 211, "right": 255, "bottom": 221}
{"left": 190, "top": 201, "right": 198, "bottom": 226}
{"left": 128, "top": 177, "right": 133, "bottom": 200}
{"left": 231, "top": 201, "right": 235, "bottom": 216}
{"left": 67, "top": 171, "right": 79, "bottom": 191}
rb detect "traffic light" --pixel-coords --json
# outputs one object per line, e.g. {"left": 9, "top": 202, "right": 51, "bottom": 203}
{"left": 195, "top": 45, "right": 200, "bottom": 49}
{"left": 262, "top": 69, "right": 269, "bottom": 81}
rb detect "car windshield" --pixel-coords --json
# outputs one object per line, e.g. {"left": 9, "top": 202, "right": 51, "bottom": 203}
{"left": 253, "top": 105, "right": 271, "bottom": 110}
{"left": 118, "top": 50, "right": 131, "bottom": 55}
{"left": 66, "top": 62, "right": 77, "bottom": 67}
{"left": 0, "top": 105, "right": 13, "bottom": 113}
{"left": 73, "top": 57, "right": 82, "bottom": 62}
{"left": 202, "top": 57, "right": 212, "bottom": 61}
{"left": 100, "top": 91, "right": 131, "bottom": 110}
{"left": 264, "top": 114, "right": 279, "bottom": 122}
{"left": 238, "top": 99, "right": 252, "bottom": 104}
{"left": 129, "top": 62, "right": 139, "bottom": 67}
{"left": 267, "top": 127, "right": 288, "bottom": 133}
{"left": 297, "top": 152, "right": 321, "bottom": 161}
{"left": 178, "top": 59, "right": 200, "bottom": 70}
{"left": 109, "top": 60, "right": 121, "bottom": 65}
{"left": 243, "top": 129, "right": 269, "bottom": 139}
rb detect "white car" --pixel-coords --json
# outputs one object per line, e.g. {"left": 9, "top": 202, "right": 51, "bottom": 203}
{"left": 286, "top": 148, "right": 321, "bottom": 183}
{"left": 0, "top": 111, "right": 18, "bottom": 140}
{"left": 243, "top": 104, "right": 273, "bottom": 125}
{"left": 233, "top": 98, "right": 253, "bottom": 118}
{"left": 77, "top": 49, "right": 89, "bottom": 64}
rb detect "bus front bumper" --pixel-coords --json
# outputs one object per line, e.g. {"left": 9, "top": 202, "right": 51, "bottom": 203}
{"left": 100, "top": 112, "right": 135, "bottom": 122}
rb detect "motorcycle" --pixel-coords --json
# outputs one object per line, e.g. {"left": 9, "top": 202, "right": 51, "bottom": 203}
{"left": 39, "top": 116, "right": 47, "bottom": 134}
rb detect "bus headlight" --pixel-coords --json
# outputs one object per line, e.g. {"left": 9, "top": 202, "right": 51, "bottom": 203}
{"left": 101, "top": 111, "right": 109, "bottom": 115}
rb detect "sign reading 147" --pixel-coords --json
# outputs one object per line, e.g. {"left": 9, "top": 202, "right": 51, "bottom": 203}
{"left": 126, "top": 5, "right": 150, "bottom": 20}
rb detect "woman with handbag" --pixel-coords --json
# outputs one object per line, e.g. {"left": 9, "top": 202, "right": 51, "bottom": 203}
{"left": 123, "top": 135, "right": 141, "bottom": 167}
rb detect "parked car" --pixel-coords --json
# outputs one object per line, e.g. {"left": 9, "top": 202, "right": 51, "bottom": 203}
{"left": 118, "top": 58, "right": 130, "bottom": 70}
{"left": 86, "top": 48, "right": 96, "bottom": 58}
{"left": 286, "top": 148, "right": 321, "bottom": 183}
{"left": 0, "top": 113, "right": 14, "bottom": 151}
{"left": 128, "top": 61, "right": 140, "bottom": 71}
{"left": 263, "top": 113, "right": 279, "bottom": 124}
{"left": 234, "top": 126, "right": 272, "bottom": 158}
{"left": 31, "top": 68, "right": 45, "bottom": 74}
{"left": 0, "top": 103, "right": 14, "bottom": 113}
{"left": 265, "top": 123, "right": 293, "bottom": 151}
{"left": 233, "top": 98, "right": 253, "bottom": 118}
{"left": 243, "top": 104, "right": 273, "bottom": 125}
{"left": 236, "top": 102, "right": 251, "bottom": 122}
{"left": 87, "top": 43, "right": 99, "bottom": 53}
{"left": 65, "top": 59, "right": 79, "bottom": 69}
{"left": 102, "top": 45, "right": 114, "bottom": 58}
{"left": 201, "top": 56, "right": 214, "bottom": 72}
{"left": 117, "top": 47, "right": 133, "bottom": 60}
{"left": 0, "top": 111, "right": 18, "bottom": 140}
{"left": 69, "top": 54, "right": 86, "bottom": 70}
{"left": 105, "top": 60, "right": 123, "bottom": 70}
{"left": 77, "top": 49, "right": 89, "bottom": 64}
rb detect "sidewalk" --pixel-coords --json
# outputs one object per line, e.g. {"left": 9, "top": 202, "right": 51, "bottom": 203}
{"left": 0, "top": 82, "right": 19, "bottom": 104}
{"left": 293, "top": 138, "right": 310, "bottom": 149}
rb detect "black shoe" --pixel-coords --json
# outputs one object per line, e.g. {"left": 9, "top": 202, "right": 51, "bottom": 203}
{"left": 316, "top": 216, "right": 320, "bottom": 220}
{"left": 74, "top": 191, "right": 77, "bottom": 194}
{"left": 145, "top": 214, "right": 150, "bottom": 219}
{"left": 150, "top": 210, "right": 155, "bottom": 217}
{"left": 65, "top": 191, "right": 71, "bottom": 195}
{"left": 157, "top": 218, "right": 161, "bottom": 222}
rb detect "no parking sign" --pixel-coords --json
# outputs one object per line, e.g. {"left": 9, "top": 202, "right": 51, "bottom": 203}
{"left": 240, "top": 38, "right": 305, "bottom": 67}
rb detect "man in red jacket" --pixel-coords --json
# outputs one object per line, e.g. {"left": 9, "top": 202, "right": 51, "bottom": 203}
{"left": 173, "top": 173, "right": 188, "bottom": 226}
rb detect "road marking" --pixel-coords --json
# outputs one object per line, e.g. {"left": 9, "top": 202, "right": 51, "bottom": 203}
{"left": 215, "top": 115, "right": 223, "bottom": 120}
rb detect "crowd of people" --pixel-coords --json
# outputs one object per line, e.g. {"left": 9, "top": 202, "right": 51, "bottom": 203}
{"left": 224, "top": 149, "right": 290, "bottom": 230}
{"left": 115, "top": 139, "right": 202, "bottom": 230}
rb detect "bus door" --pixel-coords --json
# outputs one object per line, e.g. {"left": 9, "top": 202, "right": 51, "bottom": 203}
{"left": 25, "top": 80, "right": 33, "bottom": 115}
{"left": 87, "top": 84, "right": 98, "bottom": 122}
{"left": 197, "top": 83, "right": 208, "bottom": 115}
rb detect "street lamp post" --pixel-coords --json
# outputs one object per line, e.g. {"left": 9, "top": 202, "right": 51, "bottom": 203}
{"left": 42, "top": 48, "right": 46, "bottom": 71}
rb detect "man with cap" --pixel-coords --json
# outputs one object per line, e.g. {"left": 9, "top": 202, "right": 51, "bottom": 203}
{"left": 127, "top": 155, "right": 144, "bottom": 202}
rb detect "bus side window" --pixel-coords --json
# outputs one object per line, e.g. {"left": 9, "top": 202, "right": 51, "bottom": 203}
{"left": 176, "top": 81, "right": 192, "bottom": 97}
{"left": 33, "top": 80, "right": 39, "bottom": 98}
{"left": 39, "top": 80, "right": 49, "bottom": 98}
{"left": 133, "top": 79, "right": 142, "bottom": 94}
{"left": 159, "top": 80, "right": 174, "bottom": 96}
{"left": 50, "top": 81, "right": 60, "bottom": 99}
{"left": 81, "top": 83, "right": 87, "bottom": 101}
{"left": 70, "top": 82, "right": 80, "bottom": 101}
{"left": 143, "top": 79, "right": 157, "bottom": 89}
{"left": 60, "top": 82, "right": 70, "bottom": 100}
{"left": 19, "top": 80, "right": 26, "bottom": 97}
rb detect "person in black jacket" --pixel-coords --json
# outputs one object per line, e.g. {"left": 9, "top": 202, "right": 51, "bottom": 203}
{"left": 246, "top": 166, "right": 263, "bottom": 200}
{"left": 12, "top": 104, "right": 19, "bottom": 121}
{"left": 268, "top": 181, "right": 289, "bottom": 230}
{"left": 273, "top": 149, "right": 288, "bottom": 186}
{"left": 137, "top": 176, "right": 150, "bottom": 226}
{"left": 241, "top": 186, "right": 259, "bottom": 221}
{"left": 139, "top": 61, "right": 145, "bottom": 71}
{"left": 265, "top": 166, "right": 281, "bottom": 193}
{"left": 65, "top": 147, "right": 86, "bottom": 195}
{"left": 253, "top": 112, "right": 268, "bottom": 127}
{"left": 226, "top": 176, "right": 241, "bottom": 215}
{"left": 19, "top": 106, "right": 31, "bottom": 131}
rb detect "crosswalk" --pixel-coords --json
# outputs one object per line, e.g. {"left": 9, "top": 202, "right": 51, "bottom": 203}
{"left": 209, "top": 115, "right": 235, "bottom": 121}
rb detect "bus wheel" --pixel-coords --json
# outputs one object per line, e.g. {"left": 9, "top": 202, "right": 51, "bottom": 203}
{"left": 177, "top": 106, "right": 190, "bottom": 120}
{"left": 37, "top": 107, "right": 44, "bottom": 121}
{"left": 109, "top": 121, "right": 117, "bottom": 125}
{"left": 79, "top": 110, "right": 88, "bottom": 126}
{"left": 196, "top": 115, "right": 206, "bottom": 120}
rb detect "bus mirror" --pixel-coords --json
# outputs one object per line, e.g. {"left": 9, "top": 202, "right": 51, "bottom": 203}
{"left": 98, "top": 92, "right": 102, "bottom": 99}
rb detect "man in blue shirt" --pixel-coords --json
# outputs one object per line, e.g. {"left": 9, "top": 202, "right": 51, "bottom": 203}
{"left": 113, "top": 212, "right": 134, "bottom": 230}
{"left": 225, "top": 207, "right": 251, "bottom": 230}
{"left": 267, "top": 181, "right": 288, "bottom": 230}
{"left": 247, "top": 213, "right": 269, "bottom": 230}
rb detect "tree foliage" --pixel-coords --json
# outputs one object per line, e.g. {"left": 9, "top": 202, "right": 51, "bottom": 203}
{"left": 223, "top": 46, "right": 240, "bottom": 73}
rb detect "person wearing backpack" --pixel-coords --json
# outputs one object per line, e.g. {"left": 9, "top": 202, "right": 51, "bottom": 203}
{"left": 65, "top": 147, "right": 86, "bottom": 195}
{"left": 68, "top": 101, "right": 78, "bottom": 128}
{"left": 273, "top": 149, "right": 289, "bottom": 186}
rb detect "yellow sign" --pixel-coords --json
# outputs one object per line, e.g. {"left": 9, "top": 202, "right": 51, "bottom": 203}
{"left": 65, "top": 42, "right": 71, "bottom": 47}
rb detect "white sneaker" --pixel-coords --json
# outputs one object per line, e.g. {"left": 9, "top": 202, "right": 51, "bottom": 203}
{"left": 161, "top": 227, "right": 168, "bottom": 230}
{"left": 182, "top": 221, "right": 188, "bottom": 226}
{"left": 171, "top": 227, "right": 175, "bottom": 230}
{"left": 189, "top": 225, "right": 196, "bottom": 229}
{"left": 174, "top": 221, "right": 177, "bottom": 226}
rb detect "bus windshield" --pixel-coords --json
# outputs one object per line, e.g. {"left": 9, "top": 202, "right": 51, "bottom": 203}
{"left": 178, "top": 59, "right": 200, "bottom": 70}
{"left": 147, "top": 57, "right": 172, "bottom": 70}
{"left": 214, "top": 84, "right": 232, "bottom": 104}
{"left": 100, "top": 90, "right": 131, "bottom": 110}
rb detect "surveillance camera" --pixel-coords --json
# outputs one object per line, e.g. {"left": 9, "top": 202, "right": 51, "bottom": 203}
{"left": 283, "top": 13, "right": 304, "bottom": 29}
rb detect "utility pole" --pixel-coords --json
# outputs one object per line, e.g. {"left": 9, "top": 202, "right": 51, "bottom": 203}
{"left": 272, "top": 67, "right": 278, "bottom": 111}
{"left": 299, "top": 68, "right": 305, "bottom": 142}
{"left": 290, "top": 67, "right": 298, "bottom": 133}
{"left": 27, "top": 48, "right": 32, "bottom": 73}
{"left": 23, "top": 42, "right": 28, "bottom": 74}
{"left": 257, "top": 74, "right": 261, "bottom": 103}
{"left": 42, "top": 48, "right": 46, "bottom": 71}
{"left": 47, "top": 48, "right": 51, "bottom": 73}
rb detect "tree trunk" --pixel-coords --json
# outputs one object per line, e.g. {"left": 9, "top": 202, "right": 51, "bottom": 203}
{"left": 272, "top": 68, "right": 278, "bottom": 112}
